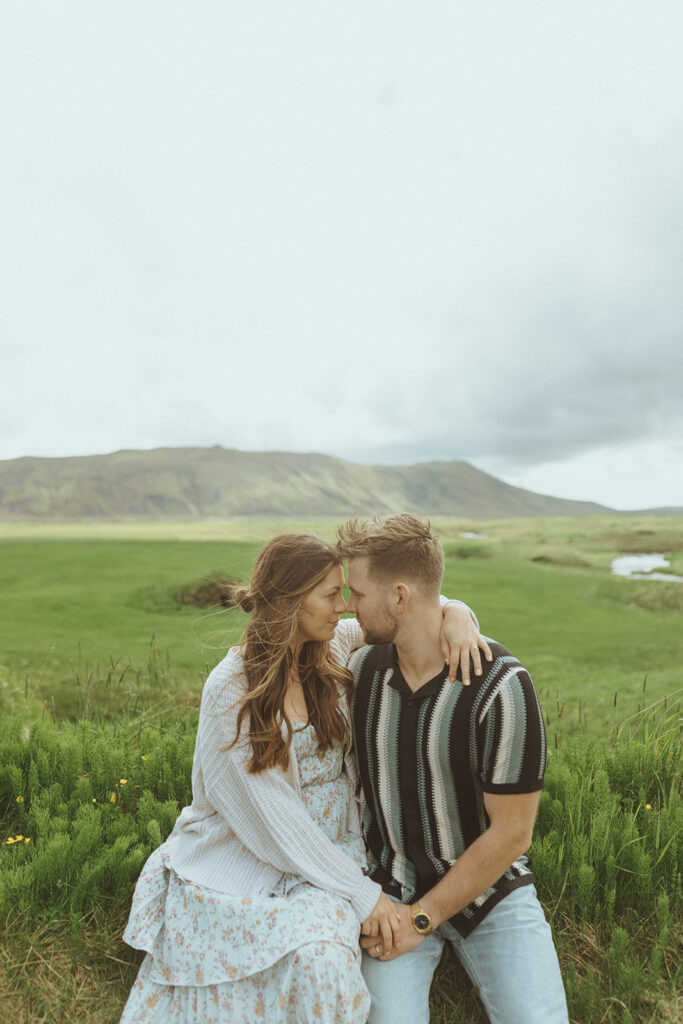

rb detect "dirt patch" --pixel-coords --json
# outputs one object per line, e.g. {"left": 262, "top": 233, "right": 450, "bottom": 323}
{"left": 531, "top": 554, "right": 592, "bottom": 568}
{"left": 173, "top": 575, "right": 238, "bottom": 608}
{"left": 0, "top": 921, "right": 135, "bottom": 1024}
{"left": 444, "top": 544, "right": 491, "bottom": 560}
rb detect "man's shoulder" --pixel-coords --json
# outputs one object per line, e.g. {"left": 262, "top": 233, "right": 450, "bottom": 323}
{"left": 479, "top": 638, "right": 528, "bottom": 674}
{"left": 468, "top": 639, "right": 537, "bottom": 700}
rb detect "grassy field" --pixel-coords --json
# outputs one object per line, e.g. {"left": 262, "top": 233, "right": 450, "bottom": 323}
{"left": 1, "top": 515, "right": 681, "bottom": 1023}
{"left": 2, "top": 514, "right": 682, "bottom": 730}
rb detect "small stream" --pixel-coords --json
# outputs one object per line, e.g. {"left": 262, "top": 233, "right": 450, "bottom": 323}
{"left": 611, "top": 553, "right": 683, "bottom": 582}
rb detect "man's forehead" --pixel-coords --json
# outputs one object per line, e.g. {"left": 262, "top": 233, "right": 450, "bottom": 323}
{"left": 346, "top": 556, "right": 371, "bottom": 584}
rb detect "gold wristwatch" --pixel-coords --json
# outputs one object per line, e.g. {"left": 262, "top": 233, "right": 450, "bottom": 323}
{"left": 410, "top": 902, "right": 433, "bottom": 936}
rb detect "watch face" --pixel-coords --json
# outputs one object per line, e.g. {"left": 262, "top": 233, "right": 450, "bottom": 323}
{"left": 414, "top": 913, "right": 430, "bottom": 931}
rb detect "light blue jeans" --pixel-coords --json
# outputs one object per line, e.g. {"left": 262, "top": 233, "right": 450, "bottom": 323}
{"left": 361, "top": 885, "right": 568, "bottom": 1024}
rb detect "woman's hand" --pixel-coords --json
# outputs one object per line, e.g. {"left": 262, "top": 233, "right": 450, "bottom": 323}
{"left": 360, "top": 891, "right": 403, "bottom": 952}
{"left": 360, "top": 904, "right": 423, "bottom": 961}
{"left": 440, "top": 603, "right": 492, "bottom": 685}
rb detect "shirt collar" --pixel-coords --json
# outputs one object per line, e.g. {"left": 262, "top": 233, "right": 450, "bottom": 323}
{"left": 386, "top": 645, "right": 449, "bottom": 699}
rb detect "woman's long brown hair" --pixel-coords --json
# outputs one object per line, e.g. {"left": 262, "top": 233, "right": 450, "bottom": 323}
{"left": 228, "top": 534, "right": 352, "bottom": 773}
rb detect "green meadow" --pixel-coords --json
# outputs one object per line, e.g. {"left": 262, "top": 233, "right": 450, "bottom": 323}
{"left": 1, "top": 515, "right": 681, "bottom": 1023}
{"left": 2, "top": 515, "right": 682, "bottom": 730}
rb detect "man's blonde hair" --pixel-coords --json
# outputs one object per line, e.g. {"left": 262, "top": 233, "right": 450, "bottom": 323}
{"left": 336, "top": 514, "right": 444, "bottom": 594}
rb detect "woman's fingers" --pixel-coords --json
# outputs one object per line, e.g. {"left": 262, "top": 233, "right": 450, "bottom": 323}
{"left": 379, "top": 915, "right": 393, "bottom": 951}
{"left": 362, "top": 892, "right": 408, "bottom": 954}
{"left": 452, "top": 635, "right": 494, "bottom": 685}
{"left": 366, "top": 893, "right": 402, "bottom": 951}
{"left": 459, "top": 645, "right": 472, "bottom": 686}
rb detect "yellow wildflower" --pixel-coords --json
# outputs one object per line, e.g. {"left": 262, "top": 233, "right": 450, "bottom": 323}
{"left": 141, "top": 755, "right": 148, "bottom": 761}
{"left": 24, "top": 837, "right": 31, "bottom": 844}
{"left": 16, "top": 835, "right": 23, "bottom": 841}
{"left": 92, "top": 798, "right": 97, "bottom": 803}
{"left": 110, "top": 793, "right": 116, "bottom": 804}
{"left": 645, "top": 803, "right": 652, "bottom": 810}
{"left": 16, "top": 795, "right": 24, "bottom": 803}
{"left": 119, "top": 779, "right": 128, "bottom": 785}
{"left": 5, "top": 838, "right": 15, "bottom": 845}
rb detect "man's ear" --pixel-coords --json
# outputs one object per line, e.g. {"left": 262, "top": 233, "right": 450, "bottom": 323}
{"left": 395, "top": 582, "right": 410, "bottom": 613}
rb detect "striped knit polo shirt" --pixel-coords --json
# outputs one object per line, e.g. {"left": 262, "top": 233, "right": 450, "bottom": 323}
{"left": 349, "top": 639, "right": 547, "bottom": 937}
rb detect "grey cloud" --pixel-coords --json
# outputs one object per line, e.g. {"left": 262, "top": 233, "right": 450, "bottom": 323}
{"left": 1, "top": 3, "right": 683, "bottom": 511}
{"left": 339, "top": 266, "right": 683, "bottom": 471}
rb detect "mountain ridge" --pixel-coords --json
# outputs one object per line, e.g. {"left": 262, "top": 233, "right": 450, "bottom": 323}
{"left": 0, "top": 445, "right": 655, "bottom": 520}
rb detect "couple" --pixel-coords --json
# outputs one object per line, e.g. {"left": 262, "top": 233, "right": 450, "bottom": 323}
{"left": 120, "top": 515, "right": 568, "bottom": 1024}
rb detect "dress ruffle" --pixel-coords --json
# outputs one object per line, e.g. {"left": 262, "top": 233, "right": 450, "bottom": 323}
{"left": 120, "top": 938, "right": 370, "bottom": 1024}
{"left": 123, "top": 845, "right": 364, "bottom": 985}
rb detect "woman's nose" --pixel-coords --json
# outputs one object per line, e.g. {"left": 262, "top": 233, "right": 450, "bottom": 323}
{"left": 335, "top": 594, "right": 348, "bottom": 613}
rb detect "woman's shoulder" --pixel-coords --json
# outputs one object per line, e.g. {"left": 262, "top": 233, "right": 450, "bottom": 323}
{"left": 201, "top": 647, "right": 248, "bottom": 715}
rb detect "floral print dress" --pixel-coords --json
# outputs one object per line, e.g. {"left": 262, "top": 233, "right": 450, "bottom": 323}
{"left": 120, "top": 724, "right": 371, "bottom": 1024}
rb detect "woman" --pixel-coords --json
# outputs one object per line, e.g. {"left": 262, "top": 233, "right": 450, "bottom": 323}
{"left": 120, "top": 534, "right": 481, "bottom": 1024}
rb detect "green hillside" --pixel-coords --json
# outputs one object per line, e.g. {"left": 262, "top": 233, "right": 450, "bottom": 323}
{"left": 0, "top": 447, "right": 611, "bottom": 520}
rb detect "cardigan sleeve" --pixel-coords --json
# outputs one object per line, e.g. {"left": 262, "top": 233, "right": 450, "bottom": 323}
{"left": 330, "top": 617, "right": 364, "bottom": 665}
{"left": 440, "top": 595, "right": 479, "bottom": 630}
{"left": 198, "top": 659, "right": 382, "bottom": 922}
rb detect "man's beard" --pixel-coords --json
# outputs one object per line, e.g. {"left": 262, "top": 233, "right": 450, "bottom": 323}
{"left": 362, "top": 611, "right": 398, "bottom": 645}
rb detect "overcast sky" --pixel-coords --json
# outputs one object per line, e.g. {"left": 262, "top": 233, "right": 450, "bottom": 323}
{"left": 2, "top": 2, "right": 682, "bottom": 510}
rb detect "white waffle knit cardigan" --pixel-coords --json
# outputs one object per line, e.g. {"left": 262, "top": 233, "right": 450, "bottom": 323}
{"left": 166, "top": 619, "right": 382, "bottom": 922}
{"left": 166, "top": 604, "right": 475, "bottom": 924}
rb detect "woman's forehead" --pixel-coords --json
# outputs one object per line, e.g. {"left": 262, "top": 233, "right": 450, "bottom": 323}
{"left": 318, "top": 563, "right": 344, "bottom": 588}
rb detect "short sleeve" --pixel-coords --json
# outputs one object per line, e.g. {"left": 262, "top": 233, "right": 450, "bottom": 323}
{"left": 478, "top": 667, "right": 546, "bottom": 794}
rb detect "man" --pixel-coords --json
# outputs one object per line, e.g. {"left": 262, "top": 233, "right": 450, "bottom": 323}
{"left": 336, "top": 514, "right": 568, "bottom": 1024}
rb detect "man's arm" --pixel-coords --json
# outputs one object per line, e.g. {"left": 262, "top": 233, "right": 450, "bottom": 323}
{"left": 361, "top": 789, "right": 541, "bottom": 959}
{"left": 418, "top": 789, "right": 540, "bottom": 925}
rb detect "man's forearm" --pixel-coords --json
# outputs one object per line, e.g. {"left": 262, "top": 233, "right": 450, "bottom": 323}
{"left": 418, "top": 822, "right": 530, "bottom": 929}
{"left": 360, "top": 821, "right": 532, "bottom": 960}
